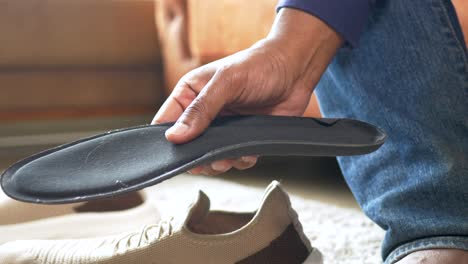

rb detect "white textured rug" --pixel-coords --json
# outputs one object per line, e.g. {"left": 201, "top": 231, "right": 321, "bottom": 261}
{"left": 145, "top": 175, "right": 385, "bottom": 264}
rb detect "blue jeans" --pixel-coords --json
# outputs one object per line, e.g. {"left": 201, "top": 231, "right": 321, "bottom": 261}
{"left": 315, "top": 0, "right": 468, "bottom": 263}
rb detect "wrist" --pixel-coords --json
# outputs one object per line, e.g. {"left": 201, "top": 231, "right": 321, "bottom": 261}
{"left": 265, "top": 8, "right": 343, "bottom": 75}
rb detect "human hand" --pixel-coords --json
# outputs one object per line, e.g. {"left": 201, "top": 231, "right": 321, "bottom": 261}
{"left": 152, "top": 8, "right": 343, "bottom": 175}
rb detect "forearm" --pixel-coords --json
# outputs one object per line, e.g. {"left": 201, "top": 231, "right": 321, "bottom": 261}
{"left": 264, "top": 8, "right": 344, "bottom": 89}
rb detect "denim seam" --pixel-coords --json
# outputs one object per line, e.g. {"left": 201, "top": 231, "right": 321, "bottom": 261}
{"left": 385, "top": 236, "right": 468, "bottom": 264}
{"left": 434, "top": 0, "right": 468, "bottom": 73}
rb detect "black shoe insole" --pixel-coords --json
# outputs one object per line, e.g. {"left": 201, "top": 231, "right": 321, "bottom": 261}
{"left": 1, "top": 115, "right": 386, "bottom": 204}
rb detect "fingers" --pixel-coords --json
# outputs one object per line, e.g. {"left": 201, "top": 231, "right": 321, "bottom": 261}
{"left": 188, "top": 166, "right": 204, "bottom": 175}
{"left": 188, "top": 162, "right": 231, "bottom": 176}
{"left": 188, "top": 156, "right": 258, "bottom": 176}
{"left": 151, "top": 96, "right": 184, "bottom": 125}
{"left": 165, "top": 70, "right": 232, "bottom": 144}
{"left": 152, "top": 82, "right": 197, "bottom": 124}
{"left": 232, "top": 156, "right": 258, "bottom": 170}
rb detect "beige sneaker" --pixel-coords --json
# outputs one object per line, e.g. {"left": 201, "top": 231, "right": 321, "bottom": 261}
{"left": 0, "top": 190, "right": 159, "bottom": 244}
{"left": 0, "top": 181, "right": 322, "bottom": 264}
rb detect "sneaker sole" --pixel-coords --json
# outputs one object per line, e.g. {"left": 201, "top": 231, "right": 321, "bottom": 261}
{"left": 304, "top": 248, "right": 324, "bottom": 264}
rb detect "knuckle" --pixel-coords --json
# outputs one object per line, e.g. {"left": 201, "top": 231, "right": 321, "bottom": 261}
{"left": 182, "top": 69, "right": 198, "bottom": 81}
{"left": 214, "top": 65, "right": 246, "bottom": 97}
{"left": 216, "top": 65, "right": 239, "bottom": 84}
{"left": 177, "top": 76, "right": 195, "bottom": 89}
{"left": 172, "top": 82, "right": 186, "bottom": 96}
{"left": 185, "top": 98, "right": 211, "bottom": 121}
{"left": 181, "top": 67, "right": 204, "bottom": 85}
{"left": 180, "top": 67, "right": 211, "bottom": 91}
{"left": 217, "top": 64, "right": 234, "bottom": 75}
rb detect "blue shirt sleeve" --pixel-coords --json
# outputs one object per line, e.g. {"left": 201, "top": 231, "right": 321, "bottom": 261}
{"left": 277, "top": 0, "right": 373, "bottom": 47}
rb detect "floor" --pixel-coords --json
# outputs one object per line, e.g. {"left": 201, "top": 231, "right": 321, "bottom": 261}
{"left": 0, "top": 115, "right": 359, "bottom": 210}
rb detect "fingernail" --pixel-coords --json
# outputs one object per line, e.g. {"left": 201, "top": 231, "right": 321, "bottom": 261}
{"left": 241, "top": 156, "right": 257, "bottom": 163}
{"left": 211, "top": 161, "right": 229, "bottom": 172}
{"left": 166, "top": 122, "right": 189, "bottom": 136}
{"left": 189, "top": 167, "right": 203, "bottom": 175}
{"left": 151, "top": 115, "right": 160, "bottom": 125}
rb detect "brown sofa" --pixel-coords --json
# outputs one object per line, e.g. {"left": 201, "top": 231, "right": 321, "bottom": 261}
{"left": 4, "top": 0, "right": 463, "bottom": 122}
{"left": 0, "top": 0, "right": 164, "bottom": 121}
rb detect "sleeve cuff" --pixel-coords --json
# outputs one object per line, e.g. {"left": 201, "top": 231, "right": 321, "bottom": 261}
{"left": 277, "top": 0, "right": 372, "bottom": 48}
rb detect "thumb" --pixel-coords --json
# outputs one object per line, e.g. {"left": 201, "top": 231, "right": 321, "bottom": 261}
{"left": 165, "top": 73, "right": 230, "bottom": 144}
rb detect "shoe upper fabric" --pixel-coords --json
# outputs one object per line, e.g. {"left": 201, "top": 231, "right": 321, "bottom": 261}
{"left": 0, "top": 181, "right": 320, "bottom": 264}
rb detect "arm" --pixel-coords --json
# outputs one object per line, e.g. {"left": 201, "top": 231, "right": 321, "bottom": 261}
{"left": 153, "top": 8, "right": 343, "bottom": 175}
